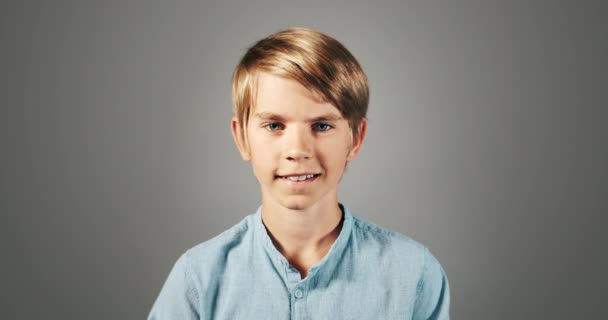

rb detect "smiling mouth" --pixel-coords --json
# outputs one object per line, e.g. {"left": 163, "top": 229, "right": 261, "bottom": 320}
{"left": 276, "top": 174, "right": 321, "bottom": 181}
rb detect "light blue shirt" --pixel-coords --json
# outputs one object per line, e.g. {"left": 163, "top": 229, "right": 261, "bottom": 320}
{"left": 148, "top": 204, "right": 450, "bottom": 319}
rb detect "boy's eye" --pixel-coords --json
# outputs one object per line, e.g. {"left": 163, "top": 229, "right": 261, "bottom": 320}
{"left": 265, "top": 122, "right": 284, "bottom": 131}
{"left": 312, "top": 123, "right": 333, "bottom": 132}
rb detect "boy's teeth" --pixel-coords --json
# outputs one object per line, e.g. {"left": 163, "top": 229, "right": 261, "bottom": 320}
{"left": 285, "top": 174, "right": 315, "bottom": 181}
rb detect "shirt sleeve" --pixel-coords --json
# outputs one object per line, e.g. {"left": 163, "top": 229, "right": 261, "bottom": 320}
{"left": 148, "top": 252, "right": 200, "bottom": 320}
{"left": 412, "top": 247, "right": 450, "bottom": 320}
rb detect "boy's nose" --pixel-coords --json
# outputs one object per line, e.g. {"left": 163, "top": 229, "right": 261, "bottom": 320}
{"left": 284, "top": 128, "right": 312, "bottom": 161}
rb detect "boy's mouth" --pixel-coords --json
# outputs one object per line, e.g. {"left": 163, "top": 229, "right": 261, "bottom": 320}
{"left": 275, "top": 173, "right": 321, "bottom": 182}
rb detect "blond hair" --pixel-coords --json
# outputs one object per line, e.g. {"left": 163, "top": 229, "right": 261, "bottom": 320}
{"left": 231, "top": 27, "right": 369, "bottom": 144}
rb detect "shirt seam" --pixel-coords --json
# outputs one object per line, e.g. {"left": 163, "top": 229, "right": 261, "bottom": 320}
{"left": 191, "top": 216, "right": 250, "bottom": 252}
{"left": 352, "top": 216, "right": 392, "bottom": 235}
{"left": 416, "top": 246, "right": 429, "bottom": 296}
{"left": 183, "top": 250, "right": 201, "bottom": 303}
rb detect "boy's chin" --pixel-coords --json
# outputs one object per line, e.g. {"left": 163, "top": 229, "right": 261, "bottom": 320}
{"left": 281, "top": 201, "right": 310, "bottom": 211}
{"left": 275, "top": 196, "right": 317, "bottom": 211}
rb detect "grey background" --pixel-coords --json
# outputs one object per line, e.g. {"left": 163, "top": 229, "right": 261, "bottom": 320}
{"left": 2, "top": 0, "right": 606, "bottom": 319}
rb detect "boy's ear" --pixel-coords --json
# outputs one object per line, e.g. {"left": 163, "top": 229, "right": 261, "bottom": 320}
{"left": 231, "top": 117, "right": 251, "bottom": 162}
{"left": 346, "top": 118, "right": 368, "bottom": 162}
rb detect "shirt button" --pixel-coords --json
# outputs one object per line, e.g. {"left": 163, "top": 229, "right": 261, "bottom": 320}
{"left": 294, "top": 290, "right": 303, "bottom": 298}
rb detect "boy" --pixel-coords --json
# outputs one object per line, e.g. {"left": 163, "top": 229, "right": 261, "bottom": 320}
{"left": 148, "top": 27, "right": 449, "bottom": 319}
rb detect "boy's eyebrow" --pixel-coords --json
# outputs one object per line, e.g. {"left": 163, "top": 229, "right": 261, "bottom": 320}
{"left": 253, "top": 111, "right": 343, "bottom": 122}
{"left": 253, "top": 111, "right": 285, "bottom": 121}
{"left": 308, "top": 114, "right": 343, "bottom": 122}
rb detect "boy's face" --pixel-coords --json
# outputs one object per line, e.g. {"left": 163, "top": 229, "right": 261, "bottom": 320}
{"left": 231, "top": 72, "right": 367, "bottom": 211}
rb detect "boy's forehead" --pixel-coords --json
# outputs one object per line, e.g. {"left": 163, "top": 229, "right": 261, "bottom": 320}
{"left": 253, "top": 72, "right": 343, "bottom": 118}
{"left": 255, "top": 72, "right": 318, "bottom": 100}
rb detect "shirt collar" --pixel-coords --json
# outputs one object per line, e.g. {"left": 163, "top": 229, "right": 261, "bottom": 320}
{"left": 253, "top": 203, "right": 354, "bottom": 280}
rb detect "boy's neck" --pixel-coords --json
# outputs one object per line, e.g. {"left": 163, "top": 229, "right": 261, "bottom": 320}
{"left": 260, "top": 196, "right": 344, "bottom": 277}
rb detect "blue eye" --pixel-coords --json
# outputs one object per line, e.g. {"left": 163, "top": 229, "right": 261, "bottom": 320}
{"left": 313, "top": 123, "right": 333, "bottom": 132}
{"left": 265, "top": 122, "right": 283, "bottom": 131}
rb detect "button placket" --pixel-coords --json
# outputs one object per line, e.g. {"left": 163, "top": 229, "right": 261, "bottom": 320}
{"left": 291, "top": 284, "right": 308, "bottom": 320}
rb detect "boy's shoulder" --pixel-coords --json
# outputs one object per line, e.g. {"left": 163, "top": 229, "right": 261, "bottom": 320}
{"left": 183, "top": 213, "right": 256, "bottom": 265}
{"left": 349, "top": 213, "right": 430, "bottom": 261}
{"left": 352, "top": 213, "right": 425, "bottom": 245}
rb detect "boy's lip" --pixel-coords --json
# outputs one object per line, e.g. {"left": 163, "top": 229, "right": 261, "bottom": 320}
{"left": 275, "top": 173, "right": 321, "bottom": 179}
{"left": 275, "top": 173, "right": 321, "bottom": 188}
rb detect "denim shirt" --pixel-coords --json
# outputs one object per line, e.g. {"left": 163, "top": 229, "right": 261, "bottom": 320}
{"left": 148, "top": 204, "right": 450, "bottom": 319}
